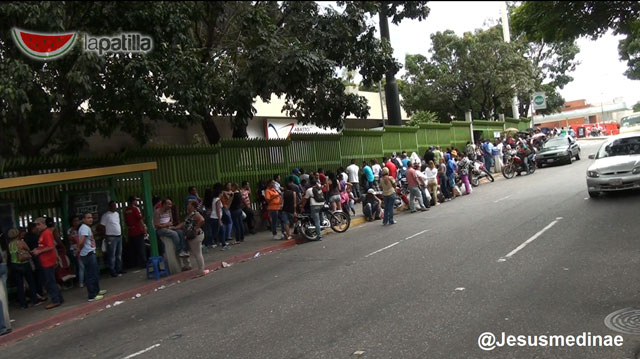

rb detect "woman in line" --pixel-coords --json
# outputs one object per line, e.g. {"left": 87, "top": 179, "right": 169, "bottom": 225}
{"left": 8, "top": 229, "right": 40, "bottom": 308}
{"left": 210, "top": 184, "right": 229, "bottom": 251}
{"left": 229, "top": 183, "right": 245, "bottom": 244}
{"left": 174, "top": 200, "right": 206, "bottom": 276}
{"left": 380, "top": 167, "right": 397, "bottom": 226}
{"left": 424, "top": 161, "right": 440, "bottom": 206}
{"left": 221, "top": 183, "right": 235, "bottom": 243}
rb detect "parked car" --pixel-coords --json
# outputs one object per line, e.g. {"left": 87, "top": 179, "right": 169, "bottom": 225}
{"left": 586, "top": 132, "right": 640, "bottom": 198}
{"left": 536, "top": 136, "right": 581, "bottom": 167}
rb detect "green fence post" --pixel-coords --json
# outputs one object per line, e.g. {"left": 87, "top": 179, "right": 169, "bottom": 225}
{"left": 142, "top": 171, "right": 158, "bottom": 258}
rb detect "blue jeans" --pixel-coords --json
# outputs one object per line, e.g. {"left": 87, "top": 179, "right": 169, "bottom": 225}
{"left": 408, "top": 186, "right": 425, "bottom": 211}
{"left": 203, "top": 217, "right": 214, "bottom": 246}
{"left": 231, "top": 209, "right": 245, "bottom": 242}
{"left": 310, "top": 206, "right": 323, "bottom": 239}
{"left": 43, "top": 266, "right": 63, "bottom": 304}
{"left": 210, "top": 219, "right": 226, "bottom": 247}
{"left": 106, "top": 235, "right": 123, "bottom": 276}
{"left": 0, "top": 263, "right": 6, "bottom": 291}
{"left": 269, "top": 210, "right": 285, "bottom": 236}
{"left": 81, "top": 253, "right": 100, "bottom": 299}
{"left": 352, "top": 184, "right": 360, "bottom": 201}
{"left": 223, "top": 208, "right": 233, "bottom": 240}
{"left": 439, "top": 174, "right": 451, "bottom": 199}
{"left": 484, "top": 155, "right": 493, "bottom": 173}
{"left": 156, "top": 228, "right": 187, "bottom": 254}
{"left": 363, "top": 202, "right": 379, "bottom": 220}
{"left": 0, "top": 298, "right": 7, "bottom": 334}
{"left": 10, "top": 263, "right": 38, "bottom": 308}
{"left": 383, "top": 194, "right": 395, "bottom": 224}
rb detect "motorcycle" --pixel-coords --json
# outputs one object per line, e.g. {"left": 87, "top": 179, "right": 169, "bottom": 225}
{"left": 294, "top": 204, "right": 351, "bottom": 241}
{"left": 502, "top": 150, "right": 536, "bottom": 179}
{"left": 470, "top": 160, "right": 494, "bottom": 187}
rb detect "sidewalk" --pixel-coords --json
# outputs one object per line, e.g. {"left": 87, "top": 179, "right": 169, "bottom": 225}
{"left": 0, "top": 210, "right": 367, "bottom": 346}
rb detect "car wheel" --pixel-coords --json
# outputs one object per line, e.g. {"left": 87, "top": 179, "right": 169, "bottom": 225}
{"left": 568, "top": 155, "right": 573, "bottom": 164}
{"left": 588, "top": 191, "right": 599, "bottom": 198}
{"left": 575, "top": 153, "right": 580, "bottom": 161}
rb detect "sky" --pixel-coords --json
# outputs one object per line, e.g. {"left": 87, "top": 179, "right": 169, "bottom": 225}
{"left": 327, "top": 1, "right": 639, "bottom": 109}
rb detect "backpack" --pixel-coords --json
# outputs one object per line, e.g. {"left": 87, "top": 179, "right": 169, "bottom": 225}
{"left": 312, "top": 186, "right": 325, "bottom": 203}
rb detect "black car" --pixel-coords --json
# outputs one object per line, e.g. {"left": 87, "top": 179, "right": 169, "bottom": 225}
{"left": 536, "top": 136, "right": 581, "bottom": 167}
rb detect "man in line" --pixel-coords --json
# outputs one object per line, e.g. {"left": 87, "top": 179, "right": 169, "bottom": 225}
{"left": 371, "top": 159, "right": 382, "bottom": 191}
{"left": 363, "top": 161, "right": 375, "bottom": 191}
{"left": 346, "top": 160, "right": 360, "bottom": 200}
{"left": 240, "top": 181, "right": 256, "bottom": 235}
{"left": 384, "top": 156, "right": 398, "bottom": 181}
{"left": 125, "top": 196, "right": 148, "bottom": 269}
{"left": 100, "top": 201, "right": 125, "bottom": 277}
{"left": 31, "top": 217, "right": 64, "bottom": 309}
{"left": 154, "top": 199, "right": 189, "bottom": 258}
{"left": 77, "top": 213, "right": 107, "bottom": 302}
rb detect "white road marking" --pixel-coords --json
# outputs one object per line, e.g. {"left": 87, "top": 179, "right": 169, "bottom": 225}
{"left": 122, "top": 344, "right": 161, "bottom": 359}
{"left": 499, "top": 218, "right": 562, "bottom": 261}
{"left": 493, "top": 195, "right": 512, "bottom": 203}
{"left": 405, "top": 230, "right": 429, "bottom": 240}
{"left": 365, "top": 242, "right": 400, "bottom": 258}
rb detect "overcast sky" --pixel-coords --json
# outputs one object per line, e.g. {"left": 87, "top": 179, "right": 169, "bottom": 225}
{"left": 327, "top": 1, "right": 639, "bottom": 108}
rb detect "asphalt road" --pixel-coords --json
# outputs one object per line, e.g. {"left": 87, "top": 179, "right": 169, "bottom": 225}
{"left": 5, "top": 139, "right": 640, "bottom": 359}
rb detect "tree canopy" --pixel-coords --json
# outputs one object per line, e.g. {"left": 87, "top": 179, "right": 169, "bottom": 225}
{"left": 0, "top": 1, "right": 429, "bottom": 156}
{"left": 511, "top": 1, "right": 640, "bottom": 79}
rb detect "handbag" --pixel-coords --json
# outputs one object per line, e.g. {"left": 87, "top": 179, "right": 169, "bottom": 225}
{"left": 18, "top": 248, "right": 32, "bottom": 262}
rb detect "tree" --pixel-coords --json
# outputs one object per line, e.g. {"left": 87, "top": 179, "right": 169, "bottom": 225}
{"left": 511, "top": 1, "right": 640, "bottom": 79}
{"left": 0, "top": 1, "right": 402, "bottom": 156}
{"left": 341, "top": 1, "right": 430, "bottom": 126}
{"left": 633, "top": 101, "right": 640, "bottom": 112}
{"left": 401, "top": 27, "right": 535, "bottom": 121}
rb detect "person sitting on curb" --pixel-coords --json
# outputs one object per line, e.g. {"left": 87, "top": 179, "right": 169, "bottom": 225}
{"left": 362, "top": 189, "right": 382, "bottom": 222}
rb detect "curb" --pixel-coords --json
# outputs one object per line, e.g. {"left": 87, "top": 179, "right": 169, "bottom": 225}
{"left": 0, "top": 214, "right": 368, "bottom": 347}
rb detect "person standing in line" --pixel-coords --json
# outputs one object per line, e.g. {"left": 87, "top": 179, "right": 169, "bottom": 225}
{"left": 281, "top": 180, "right": 298, "bottom": 241}
{"left": 346, "top": 160, "right": 360, "bottom": 200}
{"left": 229, "top": 183, "right": 245, "bottom": 244}
{"left": 240, "top": 182, "right": 256, "bottom": 235}
{"left": 210, "top": 184, "right": 229, "bottom": 250}
{"left": 67, "top": 216, "right": 85, "bottom": 288}
{"left": 101, "top": 201, "right": 125, "bottom": 277}
{"left": 458, "top": 153, "right": 473, "bottom": 195}
{"left": 24, "top": 222, "right": 46, "bottom": 300}
{"left": 31, "top": 217, "right": 64, "bottom": 309}
{"left": 380, "top": 168, "right": 397, "bottom": 226}
{"left": 363, "top": 161, "right": 375, "bottom": 191}
{"left": 406, "top": 162, "right": 428, "bottom": 213}
{"left": 8, "top": 229, "right": 40, "bottom": 308}
{"left": 300, "top": 177, "right": 325, "bottom": 240}
{"left": 77, "top": 213, "right": 107, "bottom": 302}
{"left": 371, "top": 159, "right": 382, "bottom": 191}
{"left": 124, "top": 196, "right": 148, "bottom": 269}
{"left": 265, "top": 180, "right": 285, "bottom": 240}
{"left": 174, "top": 200, "right": 206, "bottom": 276}
{"left": 425, "top": 161, "right": 440, "bottom": 206}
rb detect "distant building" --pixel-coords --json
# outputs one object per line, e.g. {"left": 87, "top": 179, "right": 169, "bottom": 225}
{"left": 532, "top": 98, "right": 632, "bottom": 129}
{"left": 86, "top": 88, "right": 411, "bottom": 153}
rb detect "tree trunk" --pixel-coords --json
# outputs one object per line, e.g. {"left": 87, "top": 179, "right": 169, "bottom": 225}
{"left": 201, "top": 113, "right": 222, "bottom": 145}
{"left": 232, "top": 118, "right": 249, "bottom": 138}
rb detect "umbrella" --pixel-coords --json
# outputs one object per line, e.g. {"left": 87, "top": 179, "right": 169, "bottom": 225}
{"left": 504, "top": 128, "right": 519, "bottom": 134}
{"left": 532, "top": 133, "right": 546, "bottom": 140}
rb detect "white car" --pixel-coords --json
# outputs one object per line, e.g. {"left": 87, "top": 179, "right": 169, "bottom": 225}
{"left": 586, "top": 132, "right": 640, "bottom": 198}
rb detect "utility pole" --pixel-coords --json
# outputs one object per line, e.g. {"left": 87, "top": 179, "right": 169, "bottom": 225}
{"left": 500, "top": 1, "right": 520, "bottom": 120}
{"left": 378, "top": 2, "right": 403, "bottom": 126}
{"left": 379, "top": 80, "right": 386, "bottom": 127}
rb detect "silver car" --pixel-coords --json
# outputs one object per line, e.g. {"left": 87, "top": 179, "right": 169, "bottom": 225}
{"left": 586, "top": 132, "right": 640, "bottom": 197}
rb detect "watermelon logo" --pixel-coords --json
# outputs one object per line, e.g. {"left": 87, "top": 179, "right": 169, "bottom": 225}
{"left": 12, "top": 28, "right": 77, "bottom": 60}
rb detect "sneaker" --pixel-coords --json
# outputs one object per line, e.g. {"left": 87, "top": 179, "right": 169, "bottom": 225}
{"left": 420, "top": 208, "right": 428, "bottom": 212}
{"left": 0, "top": 328, "right": 12, "bottom": 336}
{"left": 98, "top": 290, "right": 107, "bottom": 295}
{"left": 117, "top": 273, "right": 123, "bottom": 277}
{"left": 221, "top": 245, "right": 230, "bottom": 251}
{"left": 178, "top": 251, "right": 190, "bottom": 258}
{"left": 45, "top": 303, "right": 61, "bottom": 310}
{"left": 272, "top": 235, "right": 279, "bottom": 240}
{"left": 410, "top": 210, "right": 417, "bottom": 213}
{"left": 79, "top": 283, "right": 85, "bottom": 288}
{"left": 88, "top": 295, "right": 104, "bottom": 302}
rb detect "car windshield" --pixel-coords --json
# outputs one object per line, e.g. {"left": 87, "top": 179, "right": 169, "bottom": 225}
{"left": 597, "top": 136, "right": 640, "bottom": 158}
{"left": 621, "top": 115, "right": 640, "bottom": 128}
{"left": 544, "top": 138, "right": 570, "bottom": 148}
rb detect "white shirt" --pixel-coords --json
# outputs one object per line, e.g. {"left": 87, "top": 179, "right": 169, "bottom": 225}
{"left": 372, "top": 164, "right": 382, "bottom": 178}
{"left": 304, "top": 186, "right": 324, "bottom": 207}
{"left": 210, "top": 198, "right": 221, "bottom": 219}
{"left": 424, "top": 168, "right": 438, "bottom": 181}
{"left": 416, "top": 170, "right": 428, "bottom": 183}
{"left": 346, "top": 164, "right": 360, "bottom": 183}
{"left": 100, "top": 211, "right": 122, "bottom": 236}
{"left": 496, "top": 143, "right": 504, "bottom": 155}
{"left": 341, "top": 172, "right": 348, "bottom": 182}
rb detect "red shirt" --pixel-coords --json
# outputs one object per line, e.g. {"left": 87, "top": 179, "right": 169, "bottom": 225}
{"left": 38, "top": 229, "right": 57, "bottom": 268}
{"left": 385, "top": 161, "right": 397, "bottom": 179}
{"left": 406, "top": 167, "right": 420, "bottom": 187}
{"left": 125, "top": 205, "right": 146, "bottom": 237}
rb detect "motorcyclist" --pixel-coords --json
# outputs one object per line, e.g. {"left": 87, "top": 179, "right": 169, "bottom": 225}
{"left": 516, "top": 142, "right": 529, "bottom": 175}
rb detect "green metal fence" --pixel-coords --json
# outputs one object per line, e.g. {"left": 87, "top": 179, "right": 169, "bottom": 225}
{"left": 1, "top": 118, "right": 530, "bottom": 224}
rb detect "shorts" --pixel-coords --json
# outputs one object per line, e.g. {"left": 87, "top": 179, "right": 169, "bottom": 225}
{"left": 328, "top": 194, "right": 341, "bottom": 204}
{"left": 281, "top": 212, "right": 294, "bottom": 225}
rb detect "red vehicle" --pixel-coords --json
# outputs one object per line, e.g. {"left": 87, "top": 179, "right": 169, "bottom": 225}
{"left": 502, "top": 149, "right": 537, "bottom": 179}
